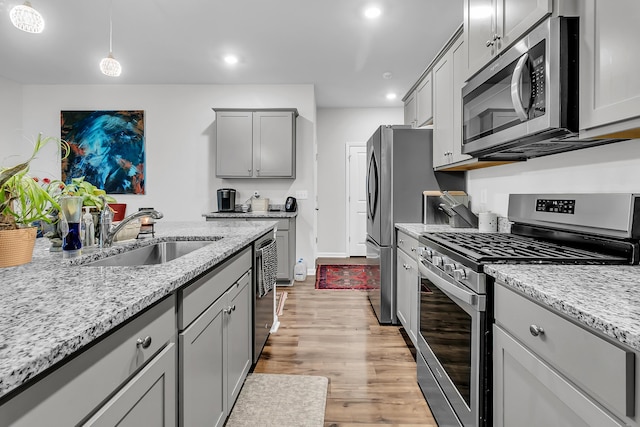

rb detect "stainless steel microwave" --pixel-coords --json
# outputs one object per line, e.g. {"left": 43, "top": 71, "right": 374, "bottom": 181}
{"left": 461, "top": 17, "right": 590, "bottom": 160}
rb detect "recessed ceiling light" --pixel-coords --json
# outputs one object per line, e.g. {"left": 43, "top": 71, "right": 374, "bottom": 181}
{"left": 386, "top": 93, "right": 397, "bottom": 100}
{"left": 364, "top": 6, "right": 381, "bottom": 19}
{"left": 224, "top": 55, "right": 239, "bottom": 65}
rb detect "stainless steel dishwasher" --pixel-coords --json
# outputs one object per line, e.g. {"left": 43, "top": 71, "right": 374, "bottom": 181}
{"left": 253, "top": 232, "right": 276, "bottom": 363}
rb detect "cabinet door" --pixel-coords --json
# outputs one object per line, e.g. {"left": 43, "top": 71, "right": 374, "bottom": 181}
{"left": 216, "top": 111, "right": 253, "bottom": 178}
{"left": 275, "top": 229, "right": 289, "bottom": 281}
{"left": 226, "top": 272, "right": 252, "bottom": 411}
{"left": 433, "top": 49, "right": 454, "bottom": 168}
{"left": 493, "top": 326, "right": 625, "bottom": 427}
{"left": 451, "top": 36, "right": 472, "bottom": 164}
{"left": 497, "top": 0, "right": 552, "bottom": 51}
{"left": 180, "top": 294, "right": 227, "bottom": 427}
{"left": 465, "top": 0, "right": 496, "bottom": 79}
{"left": 416, "top": 73, "right": 433, "bottom": 127}
{"left": 579, "top": 0, "right": 640, "bottom": 131}
{"left": 253, "top": 111, "right": 295, "bottom": 178}
{"left": 395, "top": 249, "right": 412, "bottom": 334}
{"left": 404, "top": 91, "right": 417, "bottom": 127}
{"left": 83, "top": 343, "right": 176, "bottom": 427}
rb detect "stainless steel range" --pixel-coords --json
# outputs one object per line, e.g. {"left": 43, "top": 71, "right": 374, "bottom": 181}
{"left": 416, "top": 193, "right": 640, "bottom": 427}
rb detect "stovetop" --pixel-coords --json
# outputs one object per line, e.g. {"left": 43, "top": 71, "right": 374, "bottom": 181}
{"left": 420, "top": 232, "right": 629, "bottom": 265}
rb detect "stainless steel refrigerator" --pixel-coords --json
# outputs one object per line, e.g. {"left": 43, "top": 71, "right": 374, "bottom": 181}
{"left": 365, "top": 125, "right": 464, "bottom": 324}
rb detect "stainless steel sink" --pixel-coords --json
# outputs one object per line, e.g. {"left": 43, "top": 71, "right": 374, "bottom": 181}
{"left": 84, "top": 239, "right": 221, "bottom": 267}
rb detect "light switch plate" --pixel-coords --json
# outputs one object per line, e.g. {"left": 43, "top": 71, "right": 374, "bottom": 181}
{"left": 295, "top": 190, "right": 308, "bottom": 200}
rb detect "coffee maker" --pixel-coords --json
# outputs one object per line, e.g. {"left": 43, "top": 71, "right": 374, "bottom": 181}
{"left": 217, "top": 188, "right": 236, "bottom": 212}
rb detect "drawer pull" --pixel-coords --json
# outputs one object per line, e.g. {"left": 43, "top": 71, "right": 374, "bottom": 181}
{"left": 136, "top": 336, "right": 152, "bottom": 349}
{"left": 529, "top": 324, "right": 545, "bottom": 337}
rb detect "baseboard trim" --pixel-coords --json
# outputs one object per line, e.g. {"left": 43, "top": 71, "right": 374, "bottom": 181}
{"left": 316, "top": 252, "right": 348, "bottom": 258}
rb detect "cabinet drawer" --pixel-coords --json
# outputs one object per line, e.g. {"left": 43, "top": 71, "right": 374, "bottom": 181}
{"left": 495, "top": 284, "right": 635, "bottom": 417}
{"left": 396, "top": 230, "right": 419, "bottom": 256}
{"left": 179, "top": 247, "right": 251, "bottom": 329}
{"left": 0, "top": 296, "right": 176, "bottom": 427}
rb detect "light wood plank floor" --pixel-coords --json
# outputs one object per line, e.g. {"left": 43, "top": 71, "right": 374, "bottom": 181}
{"left": 253, "top": 258, "right": 437, "bottom": 426}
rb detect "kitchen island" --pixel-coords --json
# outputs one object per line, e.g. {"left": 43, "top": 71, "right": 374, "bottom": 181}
{"left": 0, "top": 220, "right": 276, "bottom": 425}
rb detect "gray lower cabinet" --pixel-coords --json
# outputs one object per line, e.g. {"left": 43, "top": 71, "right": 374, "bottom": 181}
{"left": 83, "top": 343, "right": 176, "bottom": 427}
{"left": 179, "top": 248, "right": 252, "bottom": 427}
{"left": 0, "top": 296, "right": 176, "bottom": 427}
{"left": 493, "top": 283, "right": 632, "bottom": 427}
{"left": 395, "top": 230, "right": 419, "bottom": 346}
{"left": 214, "top": 108, "right": 298, "bottom": 179}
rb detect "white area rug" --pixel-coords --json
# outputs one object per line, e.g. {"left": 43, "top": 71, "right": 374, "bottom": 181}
{"left": 226, "top": 373, "right": 328, "bottom": 427}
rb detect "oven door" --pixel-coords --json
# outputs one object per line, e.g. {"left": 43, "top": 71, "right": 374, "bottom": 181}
{"left": 417, "top": 259, "right": 487, "bottom": 427}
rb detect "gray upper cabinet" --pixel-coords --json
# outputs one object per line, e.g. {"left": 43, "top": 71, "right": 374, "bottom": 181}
{"left": 578, "top": 0, "right": 640, "bottom": 138}
{"left": 416, "top": 72, "right": 433, "bottom": 128}
{"left": 403, "top": 91, "right": 417, "bottom": 128}
{"left": 464, "top": 0, "right": 552, "bottom": 79}
{"left": 433, "top": 31, "right": 471, "bottom": 169}
{"left": 214, "top": 108, "right": 298, "bottom": 179}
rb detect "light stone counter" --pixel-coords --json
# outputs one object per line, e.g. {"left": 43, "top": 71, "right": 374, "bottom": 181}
{"left": 0, "top": 220, "right": 276, "bottom": 399}
{"left": 395, "top": 223, "right": 481, "bottom": 240}
{"left": 485, "top": 264, "right": 640, "bottom": 352}
{"left": 203, "top": 210, "right": 297, "bottom": 219}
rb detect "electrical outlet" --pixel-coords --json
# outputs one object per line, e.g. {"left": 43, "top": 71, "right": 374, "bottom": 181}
{"left": 295, "top": 190, "right": 308, "bottom": 200}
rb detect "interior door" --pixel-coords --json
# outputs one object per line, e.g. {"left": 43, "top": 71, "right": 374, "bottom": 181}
{"left": 348, "top": 144, "right": 367, "bottom": 256}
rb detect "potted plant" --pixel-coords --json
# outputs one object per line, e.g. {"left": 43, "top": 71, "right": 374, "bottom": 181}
{"left": 0, "top": 134, "right": 70, "bottom": 267}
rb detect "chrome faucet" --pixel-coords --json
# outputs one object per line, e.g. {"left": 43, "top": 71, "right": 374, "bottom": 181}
{"left": 100, "top": 207, "right": 163, "bottom": 247}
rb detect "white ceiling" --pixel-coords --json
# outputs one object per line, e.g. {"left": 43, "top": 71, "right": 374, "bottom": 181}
{"left": 0, "top": 0, "right": 463, "bottom": 108}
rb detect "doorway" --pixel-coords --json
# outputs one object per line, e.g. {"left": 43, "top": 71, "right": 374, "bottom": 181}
{"left": 346, "top": 143, "right": 366, "bottom": 257}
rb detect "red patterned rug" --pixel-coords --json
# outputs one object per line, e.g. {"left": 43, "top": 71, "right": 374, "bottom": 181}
{"left": 315, "top": 264, "right": 379, "bottom": 290}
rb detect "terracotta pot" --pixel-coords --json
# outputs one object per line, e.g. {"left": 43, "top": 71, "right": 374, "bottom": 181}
{"left": 110, "top": 203, "right": 127, "bottom": 222}
{"left": 0, "top": 227, "right": 37, "bottom": 268}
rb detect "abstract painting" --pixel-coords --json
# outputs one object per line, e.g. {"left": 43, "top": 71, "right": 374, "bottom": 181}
{"left": 61, "top": 110, "right": 145, "bottom": 194}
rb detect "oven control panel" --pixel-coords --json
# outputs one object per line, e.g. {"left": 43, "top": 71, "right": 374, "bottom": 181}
{"left": 536, "top": 198, "right": 575, "bottom": 214}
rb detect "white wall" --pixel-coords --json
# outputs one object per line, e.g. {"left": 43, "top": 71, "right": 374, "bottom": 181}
{"left": 3, "top": 82, "right": 317, "bottom": 266}
{"left": 466, "top": 139, "right": 640, "bottom": 216}
{"left": 316, "top": 107, "right": 403, "bottom": 257}
{"left": 0, "top": 77, "right": 24, "bottom": 162}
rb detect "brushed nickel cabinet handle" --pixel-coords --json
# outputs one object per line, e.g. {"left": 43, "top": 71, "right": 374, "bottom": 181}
{"left": 136, "top": 336, "right": 152, "bottom": 349}
{"left": 529, "top": 324, "right": 545, "bottom": 337}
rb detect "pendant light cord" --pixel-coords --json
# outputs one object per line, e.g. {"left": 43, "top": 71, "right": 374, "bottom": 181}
{"left": 108, "top": 0, "right": 114, "bottom": 54}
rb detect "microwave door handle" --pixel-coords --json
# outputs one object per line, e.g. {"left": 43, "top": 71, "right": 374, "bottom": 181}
{"left": 510, "top": 53, "right": 529, "bottom": 122}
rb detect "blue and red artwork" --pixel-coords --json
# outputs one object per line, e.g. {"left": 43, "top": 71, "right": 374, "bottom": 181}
{"left": 61, "top": 110, "right": 145, "bottom": 194}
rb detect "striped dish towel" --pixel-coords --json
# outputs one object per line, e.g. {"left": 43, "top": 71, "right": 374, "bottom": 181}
{"left": 259, "top": 240, "right": 277, "bottom": 297}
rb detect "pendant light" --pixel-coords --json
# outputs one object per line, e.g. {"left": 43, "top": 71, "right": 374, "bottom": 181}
{"left": 100, "top": 1, "right": 122, "bottom": 77}
{"left": 10, "top": 1, "right": 45, "bottom": 33}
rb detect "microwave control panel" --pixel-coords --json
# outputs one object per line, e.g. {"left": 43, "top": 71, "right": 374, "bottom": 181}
{"left": 529, "top": 40, "right": 546, "bottom": 118}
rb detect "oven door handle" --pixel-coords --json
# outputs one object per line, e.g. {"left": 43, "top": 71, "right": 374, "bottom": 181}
{"left": 510, "top": 52, "right": 529, "bottom": 122}
{"left": 419, "top": 260, "right": 481, "bottom": 308}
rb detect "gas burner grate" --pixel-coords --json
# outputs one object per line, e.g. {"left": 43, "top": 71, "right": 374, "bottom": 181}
{"left": 424, "top": 232, "right": 625, "bottom": 263}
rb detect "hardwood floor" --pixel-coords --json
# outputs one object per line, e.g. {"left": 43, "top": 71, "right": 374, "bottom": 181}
{"left": 253, "top": 258, "right": 437, "bottom": 426}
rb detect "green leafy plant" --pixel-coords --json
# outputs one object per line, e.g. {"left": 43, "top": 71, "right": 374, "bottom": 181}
{"left": 0, "top": 134, "right": 70, "bottom": 231}
{"left": 61, "top": 177, "right": 116, "bottom": 211}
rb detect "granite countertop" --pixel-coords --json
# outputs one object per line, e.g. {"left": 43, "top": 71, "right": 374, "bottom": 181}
{"left": 0, "top": 220, "right": 276, "bottom": 399}
{"left": 203, "top": 210, "right": 297, "bottom": 219}
{"left": 486, "top": 264, "right": 640, "bottom": 353}
{"left": 395, "top": 222, "right": 480, "bottom": 239}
